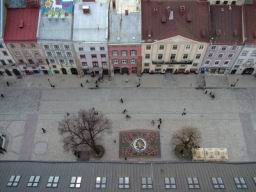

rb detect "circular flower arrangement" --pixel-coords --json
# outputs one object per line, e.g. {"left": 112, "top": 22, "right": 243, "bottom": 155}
{"left": 132, "top": 138, "right": 147, "bottom": 153}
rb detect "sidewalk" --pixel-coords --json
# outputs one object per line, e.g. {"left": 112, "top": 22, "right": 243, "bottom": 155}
{"left": 0, "top": 74, "right": 256, "bottom": 90}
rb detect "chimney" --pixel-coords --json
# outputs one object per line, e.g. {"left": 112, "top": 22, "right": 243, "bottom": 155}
{"left": 125, "top": 10, "right": 128, "bottom": 16}
{"left": 112, "top": 0, "right": 116, "bottom": 9}
{"left": 82, "top": 5, "right": 90, "bottom": 14}
{"left": 19, "top": 20, "right": 24, "bottom": 29}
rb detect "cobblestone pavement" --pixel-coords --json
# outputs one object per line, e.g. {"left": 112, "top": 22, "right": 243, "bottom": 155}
{"left": 0, "top": 74, "right": 256, "bottom": 162}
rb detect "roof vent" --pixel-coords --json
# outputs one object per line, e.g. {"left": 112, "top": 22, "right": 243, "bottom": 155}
{"left": 112, "top": 0, "right": 116, "bottom": 9}
{"left": 125, "top": 10, "right": 128, "bottom": 16}
{"left": 82, "top": 5, "right": 90, "bottom": 14}
{"left": 233, "top": 29, "right": 238, "bottom": 37}
{"left": 147, "top": 29, "right": 152, "bottom": 38}
{"left": 179, "top": 5, "right": 185, "bottom": 15}
{"left": 169, "top": 10, "right": 174, "bottom": 20}
{"left": 161, "top": 15, "right": 167, "bottom": 23}
{"left": 153, "top": 7, "right": 158, "bottom": 13}
{"left": 19, "top": 20, "right": 24, "bottom": 29}
{"left": 186, "top": 13, "right": 192, "bottom": 22}
{"left": 216, "top": 29, "right": 222, "bottom": 36}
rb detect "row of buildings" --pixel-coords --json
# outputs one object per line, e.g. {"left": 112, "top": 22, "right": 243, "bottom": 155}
{"left": 0, "top": 0, "right": 256, "bottom": 78}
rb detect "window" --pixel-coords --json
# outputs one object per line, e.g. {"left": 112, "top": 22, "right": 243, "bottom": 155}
{"left": 173, "top": 45, "right": 177, "bottom": 50}
{"left": 52, "top": 65, "right": 57, "bottom": 68}
{"left": 56, "top": 52, "right": 62, "bottom": 57}
{"left": 211, "top": 46, "right": 216, "bottom": 50}
{"left": 212, "top": 177, "right": 224, "bottom": 189}
{"left": 69, "top": 59, "right": 74, "bottom": 65}
{"left": 31, "top": 43, "right": 36, "bottom": 48}
{"left": 224, "top": 61, "right": 229, "bottom": 65}
{"left": 144, "top": 63, "right": 149, "bottom": 67}
{"left": 234, "top": 65, "right": 239, "bottom": 69}
{"left": 122, "top": 50, "right": 127, "bottom": 57}
{"left": 27, "top": 176, "right": 40, "bottom": 187}
{"left": 130, "top": 59, "right": 136, "bottom": 64}
{"left": 93, "top": 62, "right": 98, "bottom": 67}
{"left": 146, "top": 45, "right": 151, "bottom": 50}
{"left": 44, "top": 45, "right": 49, "bottom": 49}
{"left": 251, "top": 50, "right": 256, "bottom": 57}
{"left": 79, "top": 47, "right": 83, "bottom": 51}
{"left": 47, "top": 52, "right": 53, "bottom": 57}
{"left": 130, "top": 50, "right": 137, "bottom": 57}
{"left": 70, "top": 176, "right": 82, "bottom": 188}
{"left": 0, "top": 60, "right": 6, "bottom": 65}
{"left": 7, "top": 175, "right": 21, "bottom": 187}
{"left": 232, "top": 46, "right": 236, "bottom": 50}
{"left": 101, "top": 54, "right": 106, "bottom": 58}
{"left": 100, "top": 47, "right": 105, "bottom": 51}
{"left": 208, "top": 53, "right": 213, "bottom": 57}
{"left": 170, "top": 54, "right": 176, "bottom": 60}
{"left": 159, "top": 45, "right": 164, "bottom": 50}
{"left": 187, "top": 177, "right": 200, "bottom": 189}
{"left": 113, "top": 50, "right": 118, "bottom": 57}
{"left": 145, "top": 54, "right": 150, "bottom": 59}
{"left": 21, "top": 43, "right": 25, "bottom": 48}
{"left": 96, "top": 177, "right": 107, "bottom": 189}
{"left": 8, "top": 59, "right": 13, "bottom": 64}
{"left": 195, "top": 54, "right": 201, "bottom": 59}
{"left": 64, "top": 45, "right": 70, "bottom": 50}
{"left": 142, "top": 177, "right": 152, "bottom": 189}
{"left": 222, "top": 46, "right": 226, "bottom": 51}
{"left": 218, "top": 54, "right": 223, "bottom": 58}
{"left": 102, "top": 61, "right": 107, "bottom": 66}
{"left": 19, "top": 59, "right": 24, "bottom": 64}
{"left": 10, "top": 44, "right": 15, "bottom": 48}
{"left": 234, "top": 177, "right": 247, "bottom": 189}
{"left": 122, "top": 59, "right": 127, "bottom": 64}
{"left": 2, "top": 51, "right": 8, "bottom": 56}
{"left": 186, "top": 45, "right": 190, "bottom": 49}
{"left": 228, "top": 54, "right": 233, "bottom": 58}
{"left": 158, "top": 54, "right": 163, "bottom": 60}
{"left": 0, "top": 43, "right": 3, "bottom": 48}
{"left": 199, "top": 45, "right": 204, "bottom": 50}
{"left": 28, "top": 59, "right": 34, "bottom": 64}
{"left": 165, "top": 177, "right": 176, "bottom": 189}
{"left": 90, "top": 47, "right": 95, "bottom": 51}
{"left": 80, "top": 54, "right": 86, "bottom": 59}
{"left": 224, "top": 1, "right": 228, "bottom": 4}
{"left": 215, "top": 61, "right": 220, "bottom": 65}
{"left": 47, "top": 176, "right": 59, "bottom": 188}
{"left": 193, "top": 63, "right": 198, "bottom": 66}
{"left": 59, "top": 59, "right": 65, "bottom": 64}
{"left": 113, "top": 59, "right": 118, "bottom": 65}
{"left": 54, "top": 45, "right": 59, "bottom": 50}
{"left": 91, "top": 54, "right": 97, "bottom": 58}
{"left": 183, "top": 54, "right": 188, "bottom": 59}
{"left": 82, "top": 62, "right": 87, "bottom": 66}
{"left": 66, "top": 52, "right": 72, "bottom": 57}
{"left": 119, "top": 177, "right": 129, "bottom": 189}
{"left": 50, "top": 59, "right": 55, "bottom": 63}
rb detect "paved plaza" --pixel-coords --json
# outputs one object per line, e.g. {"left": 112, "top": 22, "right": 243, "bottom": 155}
{"left": 0, "top": 74, "right": 256, "bottom": 162}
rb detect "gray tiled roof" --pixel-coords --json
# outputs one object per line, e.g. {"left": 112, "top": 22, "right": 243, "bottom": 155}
{"left": 1, "top": 161, "right": 256, "bottom": 191}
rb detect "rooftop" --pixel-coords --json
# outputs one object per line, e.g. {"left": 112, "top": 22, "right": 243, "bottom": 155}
{"left": 109, "top": 11, "right": 141, "bottom": 44}
{"left": 244, "top": 4, "right": 256, "bottom": 44}
{"left": 4, "top": 8, "right": 39, "bottom": 42}
{"left": 209, "top": 5, "right": 243, "bottom": 44}
{"left": 141, "top": 0, "right": 210, "bottom": 42}
{"left": 73, "top": 1, "right": 108, "bottom": 42}
{"left": 1, "top": 161, "right": 256, "bottom": 191}
{"left": 8, "top": 0, "right": 27, "bottom": 8}
{"left": 37, "top": 0, "right": 74, "bottom": 41}
{"left": 0, "top": 0, "right": 3, "bottom": 38}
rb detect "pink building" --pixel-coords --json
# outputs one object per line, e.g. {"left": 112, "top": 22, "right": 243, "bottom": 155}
{"left": 108, "top": 45, "right": 141, "bottom": 74}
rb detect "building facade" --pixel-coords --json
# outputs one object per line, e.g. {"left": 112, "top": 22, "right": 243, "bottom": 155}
{"left": 207, "top": 0, "right": 245, "bottom": 5}
{"left": 230, "top": 4, "right": 256, "bottom": 75}
{"left": 73, "top": 1, "right": 109, "bottom": 77}
{"left": 109, "top": 0, "right": 141, "bottom": 75}
{"left": 4, "top": 7, "right": 47, "bottom": 75}
{"left": 141, "top": 0, "right": 210, "bottom": 74}
{"left": 37, "top": 0, "right": 79, "bottom": 75}
{"left": 200, "top": 5, "right": 243, "bottom": 74}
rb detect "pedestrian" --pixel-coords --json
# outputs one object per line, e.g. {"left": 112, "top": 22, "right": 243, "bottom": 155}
{"left": 120, "top": 98, "right": 124, "bottom": 103}
{"left": 0, "top": 94, "right": 4, "bottom": 98}
{"left": 126, "top": 114, "right": 131, "bottom": 119}
{"left": 124, "top": 157, "right": 127, "bottom": 160}
{"left": 95, "top": 80, "right": 98, "bottom": 84}
{"left": 67, "top": 112, "right": 70, "bottom": 116}
{"left": 209, "top": 91, "right": 212, "bottom": 96}
{"left": 122, "top": 109, "right": 127, "bottom": 114}
{"left": 96, "top": 84, "right": 99, "bottom": 88}
{"left": 80, "top": 83, "right": 83, "bottom": 87}
{"left": 41, "top": 128, "right": 46, "bottom": 134}
{"left": 86, "top": 79, "right": 89, "bottom": 83}
{"left": 136, "top": 84, "right": 140, "bottom": 88}
{"left": 113, "top": 140, "right": 116, "bottom": 143}
{"left": 211, "top": 94, "right": 215, "bottom": 99}
{"left": 158, "top": 118, "right": 162, "bottom": 124}
{"left": 6, "top": 81, "right": 9, "bottom": 87}
{"left": 151, "top": 120, "right": 155, "bottom": 126}
{"left": 204, "top": 90, "right": 208, "bottom": 94}
{"left": 158, "top": 124, "right": 160, "bottom": 129}
{"left": 125, "top": 79, "right": 129, "bottom": 83}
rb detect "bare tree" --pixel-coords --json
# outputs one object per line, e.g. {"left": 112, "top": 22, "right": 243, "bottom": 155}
{"left": 172, "top": 127, "right": 201, "bottom": 159}
{"left": 58, "top": 108, "right": 111, "bottom": 158}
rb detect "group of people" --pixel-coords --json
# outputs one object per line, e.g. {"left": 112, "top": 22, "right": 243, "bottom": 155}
{"left": 151, "top": 118, "right": 162, "bottom": 129}
{"left": 204, "top": 89, "right": 215, "bottom": 99}
{"left": 120, "top": 98, "right": 131, "bottom": 119}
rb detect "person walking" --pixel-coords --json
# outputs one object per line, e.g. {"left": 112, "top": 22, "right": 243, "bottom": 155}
{"left": 151, "top": 120, "right": 155, "bottom": 126}
{"left": 41, "top": 128, "right": 46, "bottom": 134}
{"left": 0, "top": 94, "right": 4, "bottom": 98}
{"left": 158, "top": 124, "right": 160, "bottom": 129}
{"left": 158, "top": 118, "right": 162, "bottom": 124}
{"left": 80, "top": 83, "right": 83, "bottom": 87}
{"left": 120, "top": 98, "right": 124, "bottom": 103}
{"left": 122, "top": 109, "right": 127, "bottom": 114}
{"left": 6, "top": 81, "right": 9, "bottom": 87}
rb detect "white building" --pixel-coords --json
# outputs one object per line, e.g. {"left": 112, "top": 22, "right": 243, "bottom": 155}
{"left": 73, "top": 1, "right": 109, "bottom": 76}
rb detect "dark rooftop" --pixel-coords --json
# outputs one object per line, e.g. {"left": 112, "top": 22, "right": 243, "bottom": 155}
{"left": 1, "top": 161, "right": 256, "bottom": 191}
{"left": 244, "top": 4, "right": 256, "bottom": 44}
{"left": 209, "top": 5, "right": 243, "bottom": 44}
{"left": 141, "top": 0, "right": 211, "bottom": 42}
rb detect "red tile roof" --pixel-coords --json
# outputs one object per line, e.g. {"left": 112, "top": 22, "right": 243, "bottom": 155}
{"left": 142, "top": 0, "right": 211, "bottom": 42}
{"left": 4, "top": 8, "right": 39, "bottom": 42}
{"left": 244, "top": 4, "right": 256, "bottom": 44}
{"left": 209, "top": 5, "right": 243, "bottom": 44}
